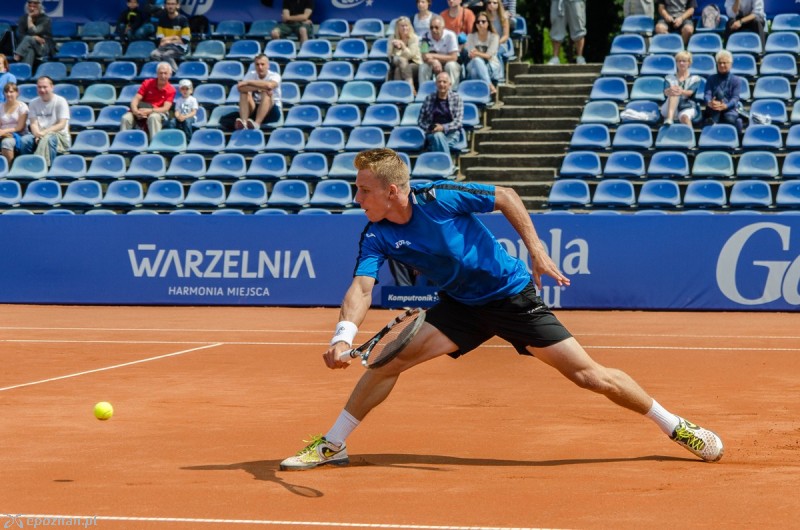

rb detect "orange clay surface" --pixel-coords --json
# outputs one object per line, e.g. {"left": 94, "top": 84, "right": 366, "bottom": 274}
{"left": 1, "top": 305, "right": 799, "bottom": 530}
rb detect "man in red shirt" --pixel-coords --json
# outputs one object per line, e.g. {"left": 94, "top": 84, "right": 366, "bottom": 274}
{"left": 120, "top": 61, "right": 176, "bottom": 140}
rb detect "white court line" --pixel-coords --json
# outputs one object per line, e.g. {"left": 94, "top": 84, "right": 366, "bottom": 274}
{"left": 6, "top": 514, "right": 558, "bottom": 530}
{"left": 0, "top": 343, "right": 222, "bottom": 392}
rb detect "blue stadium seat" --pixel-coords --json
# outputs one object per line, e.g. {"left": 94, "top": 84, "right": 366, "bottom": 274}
{"left": 2, "top": 209, "right": 35, "bottom": 215}
{"left": 361, "top": 103, "right": 401, "bottom": 129}
{"left": 328, "top": 152, "right": 359, "bottom": 179}
{"left": 175, "top": 61, "right": 209, "bottom": 83}
{"left": 317, "top": 18, "right": 350, "bottom": 40}
{"left": 649, "top": 33, "right": 684, "bottom": 54}
{"left": 771, "top": 13, "right": 800, "bottom": 31}
{"left": 638, "top": 179, "right": 681, "bottom": 208}
{"left": 265, "top": 39, "right": 297, "bottom": 63}
{"left": 301, "top": 81, "right": 339, "bottom": 106}
{"left": 589, "top": 77, "right": 628, "bottom": 102}
{"left": 692, "top": 150, "right": 734, "bottom": 178}
{"left": 265, "top": 127, "right": 306, "bottom": 153}
{"left": 8, "top": 63, "right": 32, "bottom": 83}
{"left": 764, "top": 31, "right": 800, "bottom": 54}
{"left": 70, "top": 129, "right": 110, "bottom": 156}
{"left": 32, "top": 62, "right": 66, "bottom": 84}
{"left": 558, "top": 151, "right": 602, "bottom": 178}
{"left": 309, "top": 179, "right": 354, "bottom": 208}
{"left": 279, "top": 82, "right": 301, "bottom": 107}
{"left": 736, "top": 151, "right": 779, "bottom": 179}
{"left": 386, "top": 126, "right": 426, "bottom": 152}
{"left": 246, "top": 153, "right": 287, "bottom": 181}
{"left": 305, "top": 126, "right": 347, "bottom": 152}
{"left": 85, "top": 154, "right": 127, "bottom": 181}
{"left": 411, "top": 152, "right": 455, "bottom": 179}
{"left": 187, "top": 128, "right": 226, "bottom": 154}
{"left": 116, "top": 83, "right": 141, "bottom": 106}
{"left": 190, "top": 40, "right": 226, "bottom": 62}
{"left": 165, "top": 153, "right": 207, "bottom": 180}
{"left": 46, "top": 154, "right": 87, "bottom": 181}
{"left": 603, "top": 150, "right": 645, "bottom": 178}
{"left": 80, "top": 83, "right": 117, "bottom": 107}
{"left": 284, "top": 104, "right": 323, "bottom": 129}
{"left": 192, "top": 83, "right": 226, "bottom": 108}
{"left": 655, "top": 123, "right": 696, "bottom": 150}
{"left": 462, "top": 102, "right": 481, "bottom": 130}
{"left": 458, "top": 80, "right": 493, "bottom": 106}
{"left": 69, "top": 105, "right": 95, "bottom": 130}
{"left": 89, "top": 40, "right": 122, "bottom": 62}
{"left": 226, "top": 180, "right": 269, "bottom": 208}
{"left": 749, "top": 99, "right": 788, "bottom": 125}
{"left": 742, "top": 124, "right": 783, "bottom": 150}
{"left": 0, "top": 180, "right": 22, "bottom": 206}
{"left": 123, "top": 40, "right": 156, "bottom": 62}
{"left": 136, "top": 61, "right": 160, "bottom": 81}
{"left": 323, "top": 104, "right": 362, "bottom": 129}
{"left": 400, "top": 102, "right": 422, "bottom": 126}
{"left": 684, "top": 180, "right": 727, "bottom": 208}
{"left": 68, "top": 62, "right": 103, "bottom": 85}
{"left": 83, "top": 209, "right": 117, "bottom": 215}
{"left": 226, "top": 129, "right": 266, "bottom": 154}
{"left": 0, "top": 158, "right": 6, "bottom": 179}
{"left": 697, "top": 124, "right": 739, "bottom": 150}
{"left": 351, "top": 18, "right": 385, "bottom": 40}
{"left": 147, "top": 129, "right": 187, "bottom": 154}
{"left": 592, "top": 179, "right": 636, "bottom": 208}
{"left": 8, "top": 155, "right": 47, "bottom": 181}
{"left": 103, "top": 60, "right": 137, "bottom": 83}
{"left": 687, "top": 33, "right": 723, "bottom": 54}
{"left": 620, "top": 14, "right": 654, "bottom": 35}
{"left": 226, "top": 40, "right": 262, "bottom": 61}
{"left": 345, "top": 126, "right": 386, "bottom": 151}
{"left": 416, "top": 80, "right": 437, "bottom": 102}
{"left": 787, "top": 124, "right": 800, "bottom": 149}
{"left": 282, "top": 61, "right": 318, "bottom": 84}
{"left": 92, "top": 105, "right": 128, "bottom": 130}
{"left": 333, "top": 38, "right": 369, "bottom": 61}
{"left": 726, "top": 31, "right": 762, "bottom": 55}
{"left": 609, "top": 34, "right": 647, "bottom": 56}
{"left": 776, "top": 181, "right": 800, "bottom": 208}
{"left": 689, "top": 53, "right": 716, "bottom": 77}
{"left": 759, "top": 53, "right": 797, "bottom": 78}
{"left": 298, "top": 39, "right": 334, "bottom": 61}
{"left": 600, "top": 54, "right": 638, "bottom": 79}
{"left": 60, "top": 180, "right": 103, "bottom": 209}
{"left": 647, "top": 150, "right": 690, "bottom": 178}
{"left": 630, "top": 76, "right": 666, "bottom": 102}
{"left": 547, "top": 179, "right": 591, "bottom": 207}
{"left": 640, "top": 54, "right": 676, "bottom": 76}
{"left": 355, "top": 60, "right": 390, "bottom": 83}
{"left": 212, "top": 20, "right": 246, "bottom": 40}
{"left": 620, "top": 100, "right": 661, "bottom": 125}
{"left": 783, "top": 151, "right": 800, "bottom": 179}
{"left": 731, "top": 53, "right": 757, "bottom": 79}
{"left": 81, "top": 21, "right": 112, "bottom": 40}
{"left": 612, "top": 123, "right": 653, "bottom": 150}
{"left": 141, "top": 180, "right": 185, "bottom": 208}
{"left": 20, "top": 180, "right": 62, "bottom": 206}
{"left": 297, "top": 207, "right": 334, "bottom": 215}
{"left": 54, "top": 41, "right": 88, "bottom": 62}
{"left": 205, "top": 153, "right": 247, "bottom": 180}
{"left": 51, "top": 83, "right": 80, "bottom": 105}
{"left": 202, "top": 104, "right": 236, "bottom": 128}
{"left": 286, "top": 153, "right": 333, "bottom": 185}
{"left": 368, "top": 38, "right": 390, "bottom": 60}
{"left": 338, "top": 80, "right": 377, "bottom": 105}
{"left": 184, "top": 180, "right": 226, "bottom": 208}
{"left": 127, "top": 209, "right": 160, "bottom": 215}
{"left": 101, "top": 180, "right": 144, "bottom": 208}
{"left": 729, "top": 180, "right": 772, "bottom": 208}
{"left": 126, "top": 154, "right": 167, "bottom": 181}
{"left": 753, "top": 76, "right": 792, "bottom": 100}
{"left": 267, "top": 179, "right": 311, "bottom": 209}
{"left": 377, "top": 80, "right": 415, "bottom": 105}
{"left": 169, "top": 209, "right": 202, "bottom": 216}
{"left": 254, "top": 208, "right": 290, "bottom": 215}
{"left": 208, "top": 60, "right": 245, "bottom": 85}
{"left": 569, "top": 124, "right": 611, "bottom": 150}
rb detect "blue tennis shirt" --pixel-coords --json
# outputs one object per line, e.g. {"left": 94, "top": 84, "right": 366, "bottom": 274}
{"left": 354, "top": 181, "right": 532, "bottom": 305}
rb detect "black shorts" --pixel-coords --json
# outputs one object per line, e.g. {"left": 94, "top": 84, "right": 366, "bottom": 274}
{"left": 425, "top": 281, "right": 573, "bottom": 358}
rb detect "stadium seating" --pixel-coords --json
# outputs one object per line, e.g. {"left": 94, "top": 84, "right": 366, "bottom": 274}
{"left": 569, "top": 124, "right": 611, "bottom": 150}
{"left": 184, "top": 180, "right": 226, "bottom": 208}
{"left": 287, "top": 152, "right": 329, "bottom": 180}
{"left": 603, "top": 151, "right": 645, "bottom": 179}
{"left": 687, "top": 33, "right": 722, "bottom": 54}
{"left": 70, "top": 130, "right": 111, "bottom": 156}
{"left": 726, "top": 31, "right": 762, "bottom": 55}
{"left": 782, "top": 151, "right": 800, "bottom": 179}
{"left": 284, "top": 104, "right": 323, "bottom": 129}
{"left": 648, "top": 33, "right": 683, "bottom": 55}
{"left": 731, "top": 53, "right": 757, "bottom": 79}
{"left": 323, "top": 104, "right": 362, "bottom": 129}
{"left": 683, "top": 180, "right": 727, "bottom": 208}
{"left": 60, "top": 180, "right": 103, "bottom": 209}
{"left": 609, "top": 34, "right": 647, "bottom": 56}
{"left": 141, "top": 180, "right": 185, "bottom": 208}
{"left": 47, "top": 154, "right": 87, "bottom": 181}
{"left": 212, "top": 20, "right": 246, "bottom": 40}
{"left": 103, "top": 61, "right": 137, "bottom": 83}
{"left": 758, "top": 53, "right": 797, "bottom": 78}
{"left": 301, "top": 81, "right": 339, "bottom": 106}
{"left": 85, "top": 154, "right": 127, "bottom": 181}
{"left": 411, "top": 152, "right": 455, "bottom": 179}
{"left": 338, "top": 80, "right": 377, "bottom": 105}
{"left": 654, "top": 124, "right": 696, "bottom": 150}
{"left": 0, "top": 180, "right": 22, "bottom": 207}
{"left": 333, "top": 39, "right": 369, "bottom": 61}
{"left": 54, "top": 41, "right": 88, "bottom": 62}
{"left": 741, "top": 124, "right": 783, "bottom": 150}
{"left": 187, "top": 129, "right": 226, "bottom": 154}
{"left": 647, "top": 150, "right": 690, "bottom": 178}
{"left": 351, "top": 18, "right": 385, "bottom": 40}
{"left": 282, "top": 61, "right": 318, "bottom": 84}
{"left": 308, "top": 179, "right": 354, "bottom": 207}
{"left": 361, "top": 103, "right": 401, "bottom": 129}
{"left": 640, "top": 54, "right": 676, "bottom": 77}
{"left": 620, "top": 14, "right": 654, "bottom": 35}
{"left": 692, "top": 150, "right": 734, "bottom": 178}
{"left": 8, "top": 155, "right": 48, "bottom": 181}
{"left": 209, "top": 60, "right": 245, "bottom": 85}
{"left": 69, "top": 105, "right": 95, "bottom": 129}
{"left": 225, "top": 129, "right": 266, "bottom": 154}
{"left": 101, "top": 180, "right": 144, "bottom": 208}
{"left": 589, "top": 77, "right": 628, "bottom": 102}
{"left": 592, "top": 179, "right": 636, "bottom": 208}
{"left": 547, "top": 179, "right": 591, "bottom": 207}
{"left": 612, "top": 123, "right": 653, "bottom": 150}
{"left": 191, "top": 40, "right": 226, "bottom": 62}
{"left": 265, "top": 127, "right": 306, "bottom": 153}
{"left": 776, "top": 181, "right": 800, "bottom": 208}
{"left": 166, "top": 153, "right": 207, "bottom": 180}
{"left": 355, "top": 60, "right": 391, "bottom": 83}
{"left": 600, "top": 54, "right": 638, "bottom": 79}
{"left": 638, "top": 180, "right": 682, "bottom": 208}
{"left": 21, "top": 180, "right": 63, "bottom": 207}
{"left": 377, "top": 81, "right": 415, "bottom": 105}
{"left": 226, "top": 180, "right": 269, "bottom": 208}
{"left": 126, "top": 154, "right": 167, "bottom": 181}
{"left": 328, "top": 152, "right": 359, "bottom": 179}
{"left": 764, "top": 32, "right": 800, "bottom": 54}
{"left": 558, "top": 151, "right": 602, "bottom": 179}
{"left": 317, "top": 18, "right": 350, "bottom": 40}
{"left": 265, "top": 39, "right": 297, "bottom": 62}
{"left": 736, "top": 151, "right": 780, "bottom": 179}
{"left": 305, "top": 127, "right": 347, "bottom": 152}
{"left": 147, "top": 129, "right": 188, "bottom": 155}
{"left": 749, "top": 99, "right": 788, "bottom": 124}
{"left": 386, "top": 126, "right": 426, "bottom": 152}
{"left": 246, "top": 153, "right": 287, "bottom": 181}
{"left": 697, "top": 124, "right": 739, "bottom": 150}
{"left": 753, "top": 76, "right": 792, "bottom": 100}
{"left": 729, "top": 180, "right": 772, "bottom": 208}
{"left": 267, "top": 179, "right": 311, "bottom": 209}
{"left": 298, "top": 39, "right": 334, "bottom": 61}
{"left": 345, "top": 126, "right": 386, "bottom": 151}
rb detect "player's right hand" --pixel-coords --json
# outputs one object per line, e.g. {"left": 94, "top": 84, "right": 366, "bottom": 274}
{"left": 323, "top": 342, "right": 352, "bottom": 370}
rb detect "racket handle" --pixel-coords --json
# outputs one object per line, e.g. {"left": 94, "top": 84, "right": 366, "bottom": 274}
{"left": 336, "top": 349, "right": 358, "bottom": 362}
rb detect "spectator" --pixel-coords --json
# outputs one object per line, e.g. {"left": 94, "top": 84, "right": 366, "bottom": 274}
{"left": 662, "top": 51, "right": 702, "bottom": 125}
{"left": 413, "top": 0, "right": 434, "bottom": 36}
{"left": 0, "top": 56, "right": 17, "bottom": 104}
{"left": 548, "top": 0, "right": 587, "bottom": 65}
{"left": 271, "top": 0, "right": 314, "bottom": 44}
{"left": 19, "top": 76, "right": 70, "bottom": 167}
{"left": 655, "top": 0, "right": 696, "bottom": 46}
{"left": 624, "top": 0, "right": 654, "bottom": 17}
{"left": 485, "top": 0, "right": 511, "bottom": 66}
{"left": 724, "top": 0, "right": 766, "bottom": 47}
{"left": 166, "top": 79, "right": 198, "bottom": 139}
{"left": 389, "top": 17, "right": 422, "bottom": 95}
{"left": 149, "top": 0, "right": 190, "bottom": 72}
{"left": 419, "top": 15, "right": 461, "bottom": 89}
{"left": 13, "top": 0, "right": 54, "bottom": 69}
{"left": 418, "top": 71, "right": 464, "bottom": 153}
{"left": 115, "top": 0, "right": 154, "bottom": 42}
{"left": 465, "top": 12, "right": 501, "bottom": 95}
{"left": 236, "top": 54, "right": 282, "bottom": 130}
{"left": 703, "top": 50, "right": 743, "bottom": 135}
{"left": 120, "top": 61, "right": 175, "bottom": 141}
{"left": 441, "top": 0, "right": 476, "bottom": 45}
{"left": 502, "top": 0, "right": 517, "bottom": 16}
{"left": 0, "top": 83, "right": 29, "bottom": 166}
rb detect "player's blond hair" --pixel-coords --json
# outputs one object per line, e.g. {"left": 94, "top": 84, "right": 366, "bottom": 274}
{"left": 354, "top": 149, "right": 410, "bottom": 192}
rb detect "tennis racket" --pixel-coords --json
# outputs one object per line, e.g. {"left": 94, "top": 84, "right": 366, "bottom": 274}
{"left": 336, "top": 308, "right": 426, "bottom": 369}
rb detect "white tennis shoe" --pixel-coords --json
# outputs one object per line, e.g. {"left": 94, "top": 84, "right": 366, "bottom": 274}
{"left": 671, "top": 417, "right": 724, "bottom": 462}
{"left": 280, "top": 435, "right": 349, "bottom": 470}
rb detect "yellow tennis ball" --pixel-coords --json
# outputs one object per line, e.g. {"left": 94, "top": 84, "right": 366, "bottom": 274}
{"left": 94, "top": 401, "right": 114, "bottom": 421}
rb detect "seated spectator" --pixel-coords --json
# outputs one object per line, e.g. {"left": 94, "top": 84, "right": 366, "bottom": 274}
{"left": 120, "top": 61, "right": 175, "bottom": 141}
{"left": 724, "top": 0, "right": 766, "bottom": 47}
{"left": 271, "top": 0, "right": 314, "bottom": 44}
{"left": 419, "top": 15, "right": 461, "bottom": 89}
{"left": 548, "top": 0, "right": 587, "bottom": 65}
{"left": 703, "top": 50, "right": 743, "bottom": 135}
{"left": 625, "top": 0, "right": 654, "bottom": 17}
{"left": 116, "top": 0, "right": 155, "bottom": 41}
{"left": 465, "top": 12, "right": 501, "bottom": 95}
{"left": 485, "top": 0, "right": 511, "bottom": 66}
{"left": 166, "top": 79, "right": 198, "bottom": 139}
{"left": 0, "top": 83, "right": 29, "bottom": 165}
{"left": 19, "top": 76, "right": 70, "bottom": 167}
{"left": 655, "top": 0, "right": 696, "bottom": 46}
{"left": 662, "top": 51, "right": 701, "bottom": 125}
{"left": 13, "top": 0, "right": 54, "bottom": 69}
{"left": 389, "top": 17, "right": 422, "bottom": 95}
{"left": 418, "top": 71, "right": 465, "bottom": 153}
{"left": 149, "top": 0, "right": 190, "bottom": 72}
{"left": 236, "top": 54, "right": 282, "bottom": 130}
{"left": 0, "top": 56, "right": 17, "bottom": 104}
{"left": 413, "top": 0, "right": 434, "bottom": 36}
{"left": 441, "top": 0, "right": 476, "bottom": 46}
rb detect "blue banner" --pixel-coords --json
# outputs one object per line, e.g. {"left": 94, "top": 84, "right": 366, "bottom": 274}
{"left": 0, "top": 215, "right": 798, "bottom": 310}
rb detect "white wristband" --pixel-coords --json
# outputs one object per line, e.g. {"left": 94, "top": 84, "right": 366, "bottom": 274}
{"left": 331, "top": 321, "right": 358, "bottom": 347}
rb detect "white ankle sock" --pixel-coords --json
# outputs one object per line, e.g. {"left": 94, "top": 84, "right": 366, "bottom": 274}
{"left": 646, "top": 399, "right": 680, "bottom": 436}
{"left": 325, "top": 410, "right": 360, "bottom": 446}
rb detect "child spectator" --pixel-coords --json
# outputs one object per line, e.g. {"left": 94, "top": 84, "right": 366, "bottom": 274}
{"left": 166, "top": 79, "right": 198, "bottom": 139}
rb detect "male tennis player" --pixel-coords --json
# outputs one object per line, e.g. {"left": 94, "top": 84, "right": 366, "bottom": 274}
{"left": 280, "top": 148, "right": 723, "bottom": 470}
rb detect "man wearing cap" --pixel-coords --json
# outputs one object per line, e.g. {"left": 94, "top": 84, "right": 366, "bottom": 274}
{"left": 236, "top": 53, "right": 282, "bottom": 130}
{"left": 14, "top": 0, "right": 54, "bottom": 68}
{"left": 120, "top": 61, "right": 176, "bottom": 141}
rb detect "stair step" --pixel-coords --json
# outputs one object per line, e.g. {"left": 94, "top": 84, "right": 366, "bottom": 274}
{"left": 501, "top": 95, "right": 589, "bottom": 106}
{"left": 488, "top": 117, "right": 580, "bottom": 130}
{"left": 474, "top": 130, "right": 573, "bottom": 143}
{"left": 459, "top": 153, "right": 566, "bottom": 171}
{"left": 473, "top": 141, "right": 569, "bottom": 155}
{"left": 488, "top": 105, "right": 583, "bottom": 120}
{"left": 510, "top": 83, "right": 592, "bottom": 96}
{"left": 461, "top": 166, "right": 555, "bottom": 181}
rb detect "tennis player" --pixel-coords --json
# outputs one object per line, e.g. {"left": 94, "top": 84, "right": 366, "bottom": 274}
{"left": 280, "top": 148, "right": 723, "bottom": 470}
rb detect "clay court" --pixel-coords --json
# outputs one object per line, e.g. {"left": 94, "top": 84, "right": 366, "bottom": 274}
{"left": 2, "top": 305, "right": 799, "bottom": 529}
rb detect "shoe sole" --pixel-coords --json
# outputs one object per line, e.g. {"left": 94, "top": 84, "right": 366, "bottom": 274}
{"left": 279, "top": 456, "right": 350, "bottom": 471}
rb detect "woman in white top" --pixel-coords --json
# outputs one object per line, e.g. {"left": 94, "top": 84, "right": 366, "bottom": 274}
{"left": 661, "top": 50, "right": 702, "bottom": 125}
{"left": 465, "top": 12, "right": 501, "bottom": 94}
{"left": 485, "top": 0, "right": 510, "bottom": 65}
{"left": 0, "top": 83, "right": 29, "bottom": 165}
{"left": 413, "top": 0, "right": 433, "bottom": 36}
{"left": 389, "top": 16, "right": 422, "bottom": 94}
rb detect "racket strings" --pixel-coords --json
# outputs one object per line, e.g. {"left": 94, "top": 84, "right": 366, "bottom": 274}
{"left": 367, "top": 315, "right": 422, "bottom": 367}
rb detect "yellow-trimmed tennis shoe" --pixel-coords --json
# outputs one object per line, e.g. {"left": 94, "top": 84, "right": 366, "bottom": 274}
{"left": 671, "top": 418, "right": 724, "bottom": 462}
{"left": 280, "top": 435, "right": 349, "bottom": 470}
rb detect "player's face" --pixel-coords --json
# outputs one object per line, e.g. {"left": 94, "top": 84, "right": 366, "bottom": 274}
{"left": 355, "top": 169, "right": 392, "bottom": 222}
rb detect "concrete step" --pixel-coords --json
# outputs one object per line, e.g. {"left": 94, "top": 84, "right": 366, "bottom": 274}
{"left": 459, "top": 153, "right": 565, "bottom": 171}
{"left": 473, "top": 141, "right": 569, "bottom": 155}
{"left": 501, "top": 95, "right": 589, "bottom": 106}
{"left": 488, "top": 117, "right": 580, "bottom": 130}
{"left": 506, "top": 83, "right": 592, "bottom": 97}
{"left": 461, "top": 179, "right": 552, "bottom": 198}
{"left": 523, "top": 64, "right": 602, "bottom": 76}
{"left": 462, "top": 166, "right": 555, "bottom": 181}
{"left": 474, "top": 129, "right": 574, "bottom": 144}
{"left": 487, "top": 105, "right": 583, "bottom": 120}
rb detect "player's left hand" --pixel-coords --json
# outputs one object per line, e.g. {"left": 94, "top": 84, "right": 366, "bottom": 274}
{"left": 531, "top": 253, "right": 570, "bottom": 290}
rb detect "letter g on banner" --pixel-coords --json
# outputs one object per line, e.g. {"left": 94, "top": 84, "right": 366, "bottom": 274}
{"left": 716, "top": 222, "right": 800, "bottom": 306}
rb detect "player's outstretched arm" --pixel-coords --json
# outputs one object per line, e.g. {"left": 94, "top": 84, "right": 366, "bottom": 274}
{"left": 493, "top": 186, "right": 570, "bottom": 289}
{"left": 324, "top": 276, "right": 376, "bottom": 369}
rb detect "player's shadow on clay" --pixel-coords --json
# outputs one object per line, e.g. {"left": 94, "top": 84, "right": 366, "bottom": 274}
{"left": 182, "top": 461, "right": 324, "bottom": 497}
